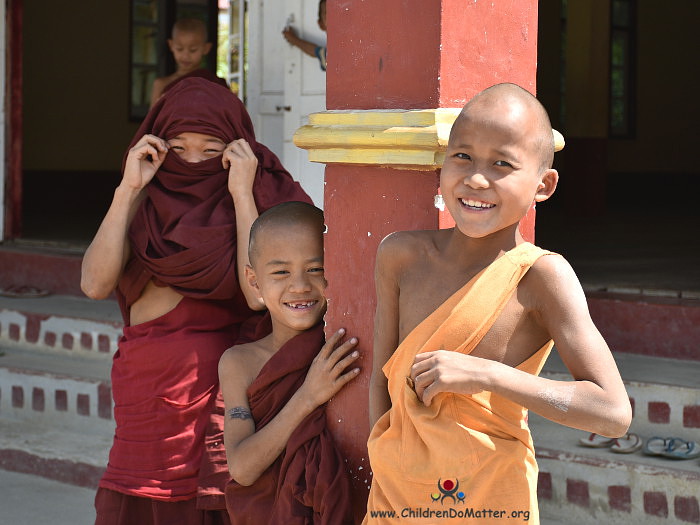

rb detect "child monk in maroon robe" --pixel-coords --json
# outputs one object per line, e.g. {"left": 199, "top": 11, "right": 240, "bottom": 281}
{"left": 219, "top": 202, "right": 357, "bottom": 524}
{"left": 151, "top": 18, "right": 228, "bottom": 107}
{"left": 82, "top": 77, "right": 310, "bottom": 525}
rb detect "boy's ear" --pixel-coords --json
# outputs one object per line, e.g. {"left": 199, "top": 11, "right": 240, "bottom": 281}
{"left": 534, "top": 169, "right": 558, "bottom": 203}
{"left": 167, "top": 39, "right": 175, "bottom": 51}
{"left": 244, "top": 265, "right": 261, "bottom": 294}
{"left": 203, "top": 42, "right": 213, "bottom": 55}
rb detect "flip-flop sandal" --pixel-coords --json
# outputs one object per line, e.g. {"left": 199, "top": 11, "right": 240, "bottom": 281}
{"left": 611, "top": 433, "right": 642, "bottom": 454}
{"left": 0, "top": 286, "right": 51, "bottom": 298}
{"left": 642, "top": 437, "right": 685, "bottom": 456}
{"left": 643, "top": 436, "right": 675, "bottom": 456}
{"left": 578, "top": 433, "right": 617, "bottom": 448}
{"left": 662, "top": 439, "right": 700, "bottom": 460}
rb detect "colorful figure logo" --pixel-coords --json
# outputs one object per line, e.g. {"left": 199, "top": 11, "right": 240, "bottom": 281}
{"left": 430, "top": 478, "right": 466, "bottom": 505}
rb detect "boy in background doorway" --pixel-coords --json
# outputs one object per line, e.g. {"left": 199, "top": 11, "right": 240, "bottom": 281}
{"left": 151, "top": 18, "right": 227, "bottom": 107}
{"left": 282, "top": 0, "right": 327, "bottom": 71}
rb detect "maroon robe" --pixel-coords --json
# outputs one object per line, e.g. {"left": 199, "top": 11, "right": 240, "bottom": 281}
{"left": 97, "top": 77, "right": 311, "bottom": 522}
{"left": 162, "top": 68, "right": 229, "bottom": 95}
{"left": 225, "top": 318, "right": 354, "bottom": 525}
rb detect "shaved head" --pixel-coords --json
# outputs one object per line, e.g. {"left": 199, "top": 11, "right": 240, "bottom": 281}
{"left": 172, "top": 18, "right": 208, "bottom": 41}
{"left": 248, "top": 202, "right": 324, "bottom": 266}
{"left": 455, "top": 83, "right": 555, "bottom": 172}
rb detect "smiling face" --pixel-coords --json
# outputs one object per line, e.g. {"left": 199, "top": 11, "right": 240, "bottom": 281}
{"left": 247, "top": 220, "right": 327, "bottom": 340}
{"left": 440, "top": 86, "right": 558, "bottom": 241}
{"left": 167, "top": 131, "right": 225, "bottom": 163}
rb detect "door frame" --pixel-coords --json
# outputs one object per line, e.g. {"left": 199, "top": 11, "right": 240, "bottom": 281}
{"left": 3, "top": 0, "right": 22, "bottom": 241}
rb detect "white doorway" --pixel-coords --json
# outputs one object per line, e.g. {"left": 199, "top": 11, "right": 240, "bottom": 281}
{"left": 244, "top": 0, "right": 326, "bottom": 207}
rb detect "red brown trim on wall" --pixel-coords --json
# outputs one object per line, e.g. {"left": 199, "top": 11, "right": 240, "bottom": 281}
{"left": 5, "top": 0, "right": 23, "bottom": 239}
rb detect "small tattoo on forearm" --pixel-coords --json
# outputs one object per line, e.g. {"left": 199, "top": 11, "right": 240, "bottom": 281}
{"left": 228, "top": 407, "right": 253, "bottom": 420}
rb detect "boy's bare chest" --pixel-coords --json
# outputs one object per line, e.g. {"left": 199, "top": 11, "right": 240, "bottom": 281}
{"left": 397, "top": 263, "right": 545, "bottom": 367}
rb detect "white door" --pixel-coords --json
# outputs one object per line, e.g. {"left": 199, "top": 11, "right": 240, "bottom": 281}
{"left": 246, "top": 0, "right": 286, "bottom": 164}
{"left": 246, "top": 0, "right": 326, "bottom": 207}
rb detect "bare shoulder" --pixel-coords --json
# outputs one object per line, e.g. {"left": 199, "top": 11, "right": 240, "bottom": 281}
{"left": 528, "top": 252, "right": 582, "bottom": 291}
{"left": 151, "top": 75, "right": 176, "bottom": 105}
{"left": 377, "top": 230, "right": 442, "bottom": 270}
{"left": 219, "top": 341, "right": 264, "bottom": 386}
{"left": 521, "top": 251, "right": 589, "bottom": 320}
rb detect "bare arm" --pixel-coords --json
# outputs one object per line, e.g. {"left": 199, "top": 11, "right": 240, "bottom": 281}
{"left": 368, "top": 235, "right": 402, "bottom": 429}
{"left": 411, "top": 255, "right": 631, "bottom": 438}
{"left": 81, "top": 135, "right": 169, "bottom": 299}
{"left": 220, "top": 330, "right": 360, "bottom": 486}
{"left": 223, "top": 139, "right": 264, "bottom": 310}
{"left": 282, "top": 27, "right": 319, "bottom": 58}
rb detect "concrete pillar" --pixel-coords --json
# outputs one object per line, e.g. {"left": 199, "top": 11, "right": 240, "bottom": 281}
{"left": 295, "top": 1, "right": 541, "bottom": 518}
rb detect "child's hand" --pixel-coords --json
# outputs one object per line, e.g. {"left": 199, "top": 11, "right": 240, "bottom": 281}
{"left": 223, "top": 139, "right": 258, "bottom": 200}
{"left": 122, "top": 134, "right": 169, "bottom": 191}
{"left": 299, "top": 329, "right": 360, "bottom": 410}
{"left": 282, "top": 27, "right": 299, "bottom": 46}
{"left": 410, "top": 351, "right": 491, "bottom": 407}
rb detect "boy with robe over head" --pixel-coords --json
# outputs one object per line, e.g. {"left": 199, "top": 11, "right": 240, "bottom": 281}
{"left": 364, "top": 83, "right": 632, "bottom": 524}
{"left": 82, "top": 77, "right": 310, "bottom": 525}
{"left": 220, "top": 202, "right": 358, "bottom": 524}
{"left": 150, "top": 18, "right": 227, "bottom": 107}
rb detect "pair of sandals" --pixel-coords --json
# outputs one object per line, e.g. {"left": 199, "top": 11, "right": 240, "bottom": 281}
{"left": 578, "top": 432, "right": 642, "bottom": 454}
{"left": 642, "top": 437, "right": 700, "bottom": 460}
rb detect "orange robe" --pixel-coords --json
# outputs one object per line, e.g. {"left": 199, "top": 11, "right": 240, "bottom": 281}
{"left": 364, "top": 243, "right": 554, "bottom": 524}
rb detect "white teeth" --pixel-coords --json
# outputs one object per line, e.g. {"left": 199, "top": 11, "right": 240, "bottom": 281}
{"left": 461, "top": 198, "right": 495, "bottom": 209}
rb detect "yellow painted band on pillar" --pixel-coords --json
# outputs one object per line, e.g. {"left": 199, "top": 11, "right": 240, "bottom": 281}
{"left": 294, "top": 109, "right": 565, "bottom": 169}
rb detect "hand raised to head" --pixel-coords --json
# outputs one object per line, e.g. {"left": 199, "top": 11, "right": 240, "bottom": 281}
{"left": 223, "top": 138, "right": 258, "bottom": 200}
{"left": 122, "top": 134, "right": 169, "bottom": 191}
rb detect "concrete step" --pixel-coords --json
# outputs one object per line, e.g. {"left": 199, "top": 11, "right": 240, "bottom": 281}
{"left": 0, "top": 416, "right": 110, "bottom": 489}
{"left": 0, "top": 295, "right": 116, "bottom": 490}
{"left": 0, "top": 242, "right": 88, "bottom": 297}
{"left": 0, "top": 294, "right": 122, "bottom": 357}
{"left": 0, "top": 469, "right": 97, "bottom": 524}
{"left": 0, "top": 343, "right": 114, "bottom": 433}
{"left": 531, "top": 414, "right": 700, "bottom": 525}
{"left": 535, "top": 352, "right": 700, "bottom": 524}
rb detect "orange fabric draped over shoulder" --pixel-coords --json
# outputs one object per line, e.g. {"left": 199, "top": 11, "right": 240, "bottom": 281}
{"left": 364, "top": 243, "right": 554, "bottom": 525}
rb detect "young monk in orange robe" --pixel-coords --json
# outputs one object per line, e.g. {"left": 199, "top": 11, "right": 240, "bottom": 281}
{"left": 364, "top": 83, "right": 632, "bottom": 524}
